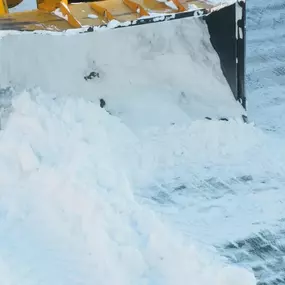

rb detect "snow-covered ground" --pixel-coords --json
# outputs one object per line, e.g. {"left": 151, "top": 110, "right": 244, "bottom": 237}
{"left": 0, "top": 88, "right": 258, "bottom": 285}
{"left": 0, "top": 0, "right": 284, "bottom": 284}
{"left": 247, "top": 0, "right": 285, "bottom": 138}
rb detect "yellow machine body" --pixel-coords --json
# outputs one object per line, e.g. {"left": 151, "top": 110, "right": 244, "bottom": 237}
{"left": 0, "top": 0, "right": 215, "bottom": 31}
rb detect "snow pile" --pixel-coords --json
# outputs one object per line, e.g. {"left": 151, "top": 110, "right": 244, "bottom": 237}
{"left": 0, "top": 90, "right": 256, "bottom": 285}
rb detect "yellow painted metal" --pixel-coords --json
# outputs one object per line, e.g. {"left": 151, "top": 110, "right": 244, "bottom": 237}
{"left": 37, "top": 0, "right": 60, "bottom": 12}
{"left": 59, "top": 0, "right": 82, "bottom": 28}
{"left": 172, "top": 0, "right": 186, "bottom": 12}
{"left": 0, "top": 9, "right": 71, "bottom": 30}
{"left": 90, "top": 2, "right": 114, "bottom": 22}
{"left": 68, "top": 3, "right": 102, "bottom": 26}
{"left": 0, "top": 0, "right": 215, "bottom": 31}
{"left": 142, "top": 0, "right": 169, "bottom": 12}
{"left": 123, "top": 0, "right": 149, "bottom": 17}
{"left": 93, "top": 0, "right": 138, "bottom": 22}
{"left": 0, "top": 0, "right": 8, "bottom": 15}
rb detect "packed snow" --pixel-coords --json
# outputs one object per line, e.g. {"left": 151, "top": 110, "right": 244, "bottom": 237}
{"left": 0, "top": 89, "right": 257, "bottom": 285}
{"left": 0, "top": 16, "right": 245, "bottom": 122}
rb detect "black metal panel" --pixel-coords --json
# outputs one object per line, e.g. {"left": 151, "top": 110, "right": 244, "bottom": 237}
{"left": 237, "top": 0, "right": 246, "bottom": 109}
{"left": 205, "top": 1, "right": 246, "bottom": 109}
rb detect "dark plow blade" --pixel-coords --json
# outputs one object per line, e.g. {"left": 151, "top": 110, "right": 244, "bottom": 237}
{"left": 205, "top": 1, "right": 246, "bottom": 110}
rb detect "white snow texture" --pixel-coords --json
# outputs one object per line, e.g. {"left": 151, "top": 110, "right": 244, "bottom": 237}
{"left": 0, "top": 3, "right": 273, "bottom": 285}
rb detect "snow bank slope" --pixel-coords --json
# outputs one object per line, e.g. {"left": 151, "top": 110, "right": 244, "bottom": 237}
{"left": 0, "top": 90, "right": 255, "bottom": 285}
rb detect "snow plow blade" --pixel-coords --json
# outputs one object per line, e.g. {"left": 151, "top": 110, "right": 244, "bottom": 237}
{"left": 0, "top": 0, "right": 246, "bottom": 122}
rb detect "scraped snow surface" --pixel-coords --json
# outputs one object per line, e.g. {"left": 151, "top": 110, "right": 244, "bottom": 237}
{"left": 0, "top": 2, "right": 283, "bottom": 284}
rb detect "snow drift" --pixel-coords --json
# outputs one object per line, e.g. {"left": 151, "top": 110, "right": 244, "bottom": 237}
{"left": 0, "top": 89, "right": 257, "bottom": 285}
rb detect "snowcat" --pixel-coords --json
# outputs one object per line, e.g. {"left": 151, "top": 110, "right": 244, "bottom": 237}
{"left": 0, "top": 0, "right": 246, "bottom": 122}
